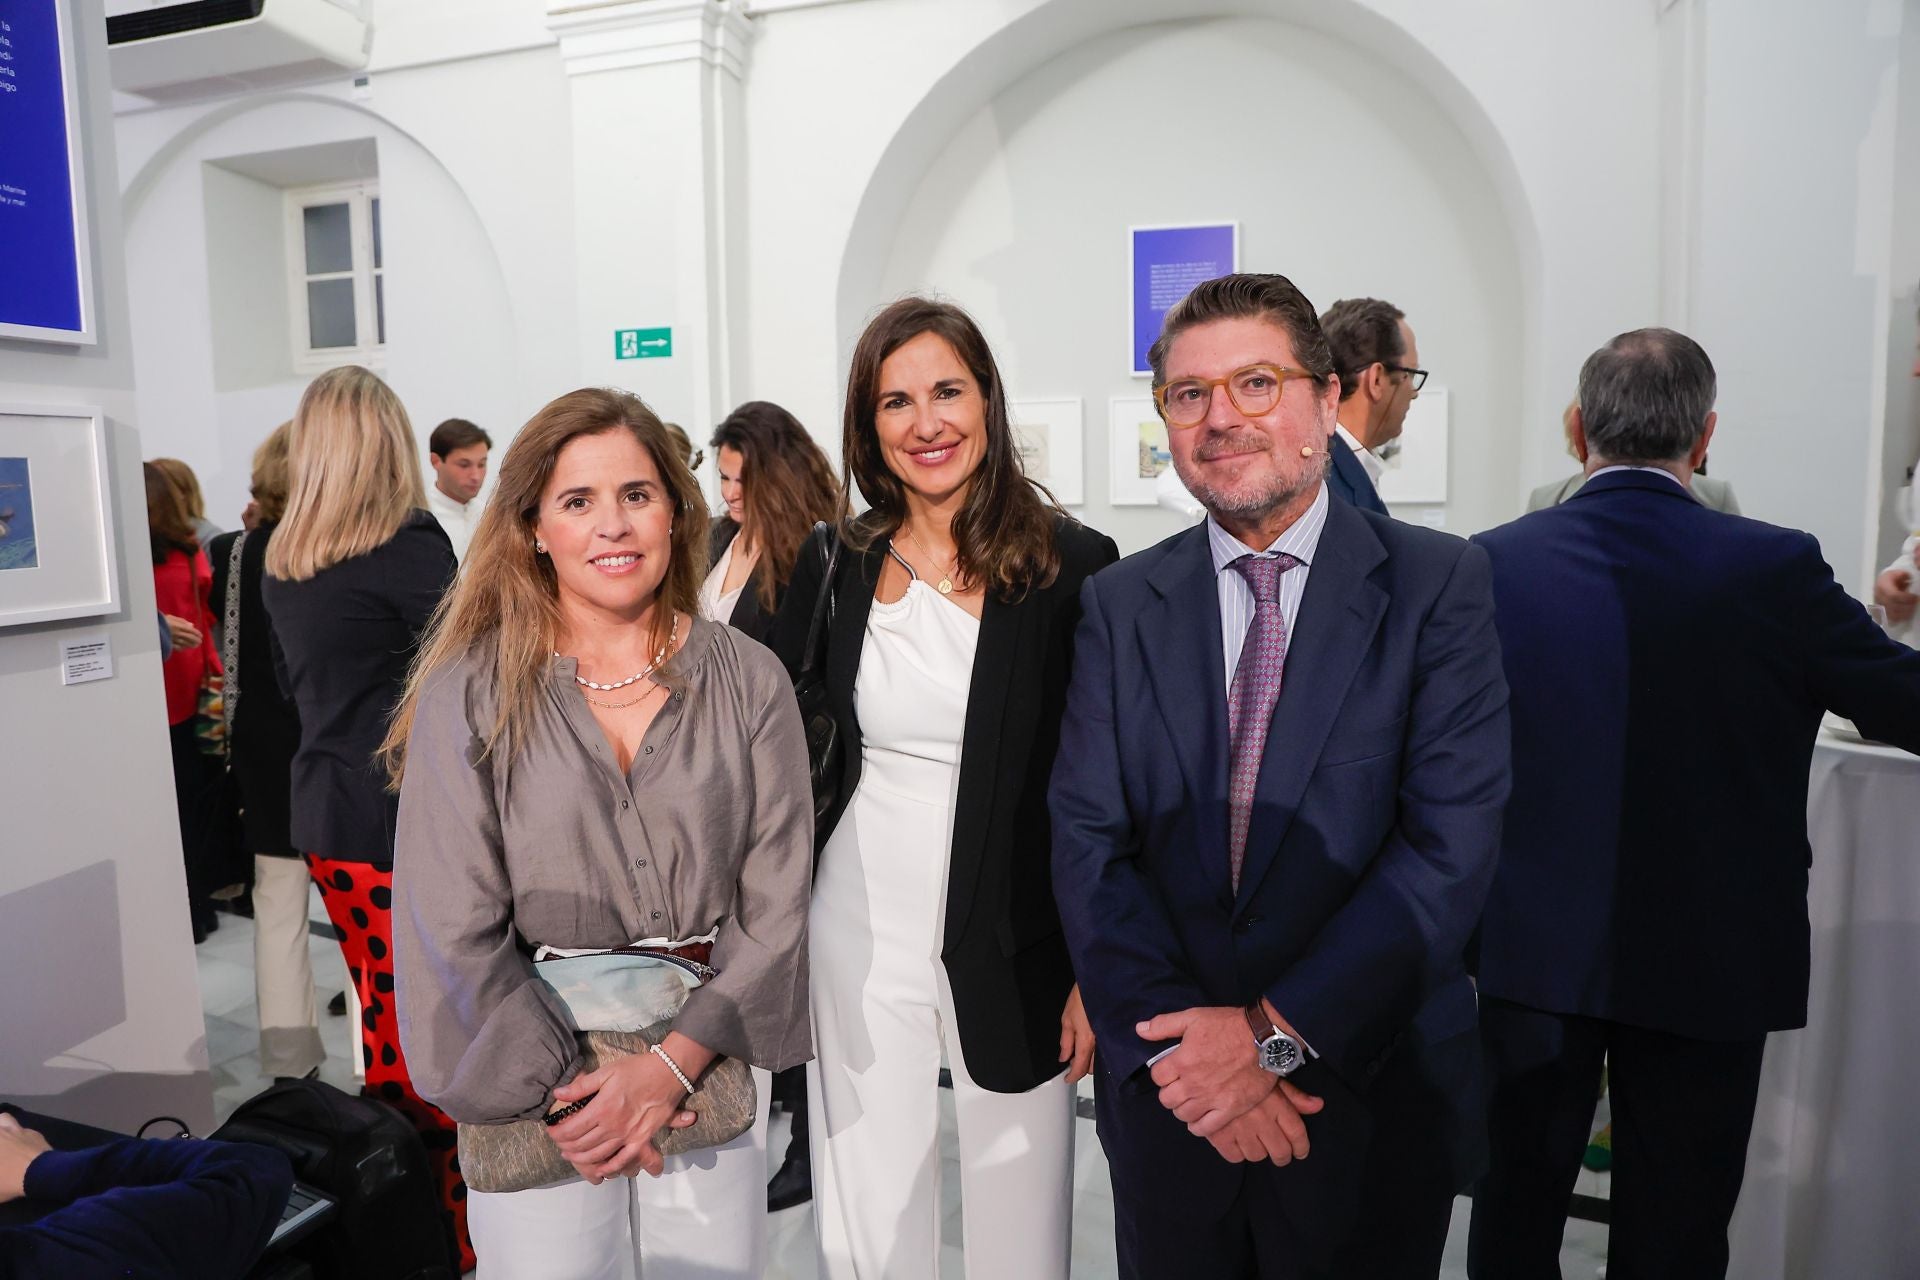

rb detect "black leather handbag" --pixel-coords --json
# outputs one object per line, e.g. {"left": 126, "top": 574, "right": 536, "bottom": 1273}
{"left": 793, "top": 522, "right": 843, "bottom": 833}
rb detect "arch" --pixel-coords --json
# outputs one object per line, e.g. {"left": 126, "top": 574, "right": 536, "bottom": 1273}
{"left": 121, "top": 92, "right": 513, "bottom": 299}
{"left": 834, "top": 0, "right": 1543, "bottom": 370}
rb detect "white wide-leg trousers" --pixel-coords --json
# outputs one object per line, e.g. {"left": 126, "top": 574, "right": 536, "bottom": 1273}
{"left": 466, "top": 1065, "right": 773, "bottom": 1280}
{"left": 808, "top": 769, "right": 1074, "bottom": 1280}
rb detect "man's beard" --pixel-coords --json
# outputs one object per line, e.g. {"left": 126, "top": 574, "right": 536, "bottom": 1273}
{"left": 1173, "top": 428, "right": 1327, "bottom": 521}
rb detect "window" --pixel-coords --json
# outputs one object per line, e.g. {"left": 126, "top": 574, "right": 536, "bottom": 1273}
{"left": 285, "top": 181, "right": 383, "bottom": 371}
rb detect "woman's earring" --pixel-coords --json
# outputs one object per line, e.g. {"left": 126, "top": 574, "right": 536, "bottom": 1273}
{"left": 534, "top": 540, "right": 546, "bottom": 554}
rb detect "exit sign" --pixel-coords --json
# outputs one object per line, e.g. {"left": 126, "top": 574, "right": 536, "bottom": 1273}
{"left": 615, "top": 327, "right": 672, "bottom": 359}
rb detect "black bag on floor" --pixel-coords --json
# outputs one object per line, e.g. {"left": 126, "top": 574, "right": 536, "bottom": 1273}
{"left": 211, "top": 1079, "right": 455, "bottom": 1280}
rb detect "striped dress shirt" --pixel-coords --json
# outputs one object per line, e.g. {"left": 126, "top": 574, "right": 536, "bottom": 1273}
{"left": 1208, "top": 481, "right": 1331, "bottom": 689}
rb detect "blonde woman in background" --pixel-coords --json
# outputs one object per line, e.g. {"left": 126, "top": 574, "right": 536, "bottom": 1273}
{"left": 261, "top": 366, "right": 468, "bottom": 1268}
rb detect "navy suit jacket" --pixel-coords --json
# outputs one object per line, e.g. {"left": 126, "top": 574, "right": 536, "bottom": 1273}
{"left": 1471, "top": 470, "right": 1920, "bottom": 1039}
{"left": 1327, "top": 433, "right": 1389, "bottom": 514}
{"left": 1051, "top": 492, "right": 1510, "bottom": 1231}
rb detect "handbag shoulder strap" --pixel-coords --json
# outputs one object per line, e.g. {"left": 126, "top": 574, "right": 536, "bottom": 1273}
{"left": 798, "top": 521, "right": 841, "bottom": 679}
{"left": 220, "top": 531, "right": 247, "bottom": 738}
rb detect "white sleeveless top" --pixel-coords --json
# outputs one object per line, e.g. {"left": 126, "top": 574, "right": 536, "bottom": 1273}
{"left": 699, "top": 536, "right": 747, "bottom": 625}
{"left": 853, "top": 561, "right": 980, "bottom": 798}
{"left": 813, "top": 548, "right": 981, "bottom": 955}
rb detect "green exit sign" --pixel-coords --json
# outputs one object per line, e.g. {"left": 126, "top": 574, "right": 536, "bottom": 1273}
{"left": 615, "top": 327, "right": 672, "bottom": 360}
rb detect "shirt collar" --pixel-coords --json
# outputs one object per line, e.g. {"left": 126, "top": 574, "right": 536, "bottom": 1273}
{"left": 1207, "top": 481, "right": 1330, "bottom": 573}
{"left": 1333, "top": 423, "right": 1384, "bottom": 483}
{"left": 1586, "top": 463, "right": 1697, "bottom": 497}
{"left": 428, "top": 485, "right": 471, "bottom": 518}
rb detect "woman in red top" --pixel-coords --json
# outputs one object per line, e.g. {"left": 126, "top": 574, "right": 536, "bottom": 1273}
{"left": 147, "top": 462, "right": 223, "bottom": 943}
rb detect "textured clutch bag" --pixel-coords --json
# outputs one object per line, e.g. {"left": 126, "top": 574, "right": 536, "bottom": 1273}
{"left": 458, "top": 1020, "right": 755, "bottom": 1194}
{"left": 456, "top": 948, "right": 756, "bottom": 1194}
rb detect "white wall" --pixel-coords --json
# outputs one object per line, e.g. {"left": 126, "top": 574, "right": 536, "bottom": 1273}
{"left": 105, "top": 0, "right": 1918, "bottom": 586}
{"left": 1676, "top": 0, "right": 1905, "bottom": 584}
{"left": 0, "top": 0, "right": 213, "bottom": 1135}
{"left": 876, "top": 15, "right": 1524, "bottom": 553}
{"left": 115, "top": 45, "right": 575, "bottom": 524}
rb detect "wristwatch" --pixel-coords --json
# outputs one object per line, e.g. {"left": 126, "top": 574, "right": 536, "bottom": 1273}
{"left": 1245, "top": 1004, "right": 1303, "bottom": 1077}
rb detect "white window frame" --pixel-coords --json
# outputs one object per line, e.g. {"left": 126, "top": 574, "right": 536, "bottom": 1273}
{"left": 285, "top": 180, "right": 385, "bottom": 373}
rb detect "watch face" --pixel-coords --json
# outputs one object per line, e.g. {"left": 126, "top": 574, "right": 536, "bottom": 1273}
{"left": 1261, "top": 1034, "right": 1300, "bottom": 1075}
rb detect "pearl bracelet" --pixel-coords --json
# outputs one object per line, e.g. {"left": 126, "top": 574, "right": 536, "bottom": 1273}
{"left": 650, "top": 1042, "right": 696, "bottom": 1096}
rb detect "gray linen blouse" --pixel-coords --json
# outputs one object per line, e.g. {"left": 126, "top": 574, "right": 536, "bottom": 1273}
{"left": 392, "top": 616, "right": 813, "bottom": 1125}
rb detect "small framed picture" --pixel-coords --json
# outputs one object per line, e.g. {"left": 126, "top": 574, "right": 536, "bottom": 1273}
{"left": 1109, "top": 396, "right": 1173, "bottom": 506}
{"left": 1375, "top": 387, "right": 1450, "bottom": 506}
{"left": 1009, "top": 398, "right": 1085, "bottom": 506}
{"left": 0, "top": 404, "right": 121, "bottom": 627}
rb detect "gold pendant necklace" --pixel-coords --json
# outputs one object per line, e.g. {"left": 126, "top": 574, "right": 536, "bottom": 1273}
{"left": 902, "top": 524, "right": 959, "bottom": 595}
{"left": 586, "top": 690, "right": 650, "bottom": 710}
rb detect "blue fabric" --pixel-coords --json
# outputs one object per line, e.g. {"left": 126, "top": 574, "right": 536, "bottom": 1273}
{"left": 1470, "top": 469, "right": 1920, "bottom": 1038}
{"left": 1051, "top": 496, "right": 1510, "bottom": 1235}
{"left": 1326, "top": 433, "right": 1389, "bottom": 515}
{"left": 2, "top": 1137, "right": 293, "bottom": 1279}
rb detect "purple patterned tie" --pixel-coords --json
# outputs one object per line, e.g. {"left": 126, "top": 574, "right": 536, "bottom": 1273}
{"left": 1227, "top": 553, "right": 1301, "bottom": 891}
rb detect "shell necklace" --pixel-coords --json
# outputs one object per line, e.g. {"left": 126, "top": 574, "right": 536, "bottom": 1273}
{"left": 902, "top": 524, "right": 961, "bottom": 596}
{"left": 557, "top": 613, "right": 680, "bottom": 691}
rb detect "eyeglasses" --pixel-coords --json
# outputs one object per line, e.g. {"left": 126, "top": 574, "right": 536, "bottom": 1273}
{"left": 1153, "top": 364, "right": 1320, "bottom": 429}
{"left": 1384, "top": 364, "right": 1429, "bottom": 392}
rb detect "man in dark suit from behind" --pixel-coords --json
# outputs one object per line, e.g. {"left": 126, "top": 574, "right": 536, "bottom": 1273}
{"left": 1468, "top": 328, "right": 1920, "bottom": 1279}
{"left": 1319, "top": 297, "right": 1425, "bottom": 515}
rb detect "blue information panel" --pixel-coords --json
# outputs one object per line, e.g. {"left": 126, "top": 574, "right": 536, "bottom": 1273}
{"left": 0, "top": 0, "right": 91, "bottom": 342}
{"left": 1130, "top": 223, "right": 1237, "bottom": 376}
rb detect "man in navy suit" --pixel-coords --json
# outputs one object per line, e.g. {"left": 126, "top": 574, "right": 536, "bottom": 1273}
{"left": 1468, "top": 328, "right": 1920, "bottom": 1279}
{"left": 1319, "top": 296, "right": 1426, "bottom": 515}
{"left": 1052, "top": 273, "right": 1511, "bottom": 1278}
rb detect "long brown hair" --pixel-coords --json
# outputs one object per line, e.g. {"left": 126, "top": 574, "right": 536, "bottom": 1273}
{"left": 144, "top": 461, "right": 197, "bottom": 565}
{"left": 710, "top": 400, "right": 839, "bottom": 612}
{"left": 150, "top": 458, "right": 207, "bottom": 522}
{"left": 267, "top": 366, "right": 426, "bottom": 582}
{"left": 382, "top": 387, "right": 708, "bottom": 783}
{"left": 841, "top": 296, "right": 1061, "bottom": 599}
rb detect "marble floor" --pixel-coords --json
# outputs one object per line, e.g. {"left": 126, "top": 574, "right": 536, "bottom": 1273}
{"left": 197, "top": 901, "right": 1611, "bottom": 1278}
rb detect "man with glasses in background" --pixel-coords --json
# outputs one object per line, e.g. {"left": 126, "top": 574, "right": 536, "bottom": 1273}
{"left": 1053, "top": 273, "right": 1508, "bottom": 1278}
{"left": 1320, "top": 297, "right": 1427, "bottom": 515}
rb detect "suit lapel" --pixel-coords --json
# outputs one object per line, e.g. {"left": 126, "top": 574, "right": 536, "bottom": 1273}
{"left": 826, "top": 543, "right": 885, "bottom": 728}
{"left": 944, "top": 588, "right": 1029, "bottom": 944}
{"left": 1138, "top": 524, "right": 1233, "bottom": 893}
{"left": 1233, "top": 496, "right": 1388, "bottom": 911}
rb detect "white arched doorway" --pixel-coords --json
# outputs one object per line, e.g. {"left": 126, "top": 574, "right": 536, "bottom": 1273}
{"left": 833, "top": 0, "right": 1541, "bottom": 546}
{"left": 121, "top": 95, "right": 519, "bottom": 525}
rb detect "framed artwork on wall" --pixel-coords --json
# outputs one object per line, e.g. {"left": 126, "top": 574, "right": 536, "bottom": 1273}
{"left": 0, "top": 0, "right": 97, "bottom": 344}
{"left": 1009, "top": 397, "right": 1085, "bottom": 506}
{"left": 1129, "top": 222, "right": 1237, "bottom": 376}
{"left": 1375, "top": 386, "right": 1450, "bottom": 506}
{"left": 0, "top": 405, "right": 120, "bottom": 627}
{"left": 1109, "top": 395, "right": 1172, "bottom": 506}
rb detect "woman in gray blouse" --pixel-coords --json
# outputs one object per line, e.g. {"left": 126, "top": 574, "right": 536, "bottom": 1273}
{"left": 384, "top": 387, "right": 813, "bottom": 1279}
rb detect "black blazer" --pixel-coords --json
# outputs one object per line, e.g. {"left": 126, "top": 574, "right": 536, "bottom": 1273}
{"left": 773, "top": 515, "right": 1120, "bottom": 1092}
{"left": 1472, "top": 469, "right": 1920, "bottom": 1038}
{"left": 262, "top": 511, "right": 456, "bottom": 862}
{"left": 209, "top": 524, "right": 302, "bottom": 857}
{"left": 707, "top": 516, "right": 776, "bottom": 647}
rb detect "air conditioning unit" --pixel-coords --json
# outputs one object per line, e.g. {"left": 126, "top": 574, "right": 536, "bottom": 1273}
{"left": 107, "top": 0, "right": 372, "bottom": 101}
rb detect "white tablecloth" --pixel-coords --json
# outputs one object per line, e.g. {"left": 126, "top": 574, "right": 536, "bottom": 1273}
{"left": 1727, "top": 734, "right": 1920, "bottom": 1280}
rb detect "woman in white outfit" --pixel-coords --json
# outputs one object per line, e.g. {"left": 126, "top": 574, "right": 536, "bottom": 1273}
{"left": 773, "top": 297, "right": 1119, "bottom": 1278}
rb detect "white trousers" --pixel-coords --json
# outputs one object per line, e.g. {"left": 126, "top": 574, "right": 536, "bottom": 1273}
{"left": 467, "top": 1065, "right": 773, "bottom": 1280}
{"left": 252, "top": 853, "right": 323, "bottom": 1079}
{"left": 808, "top": 772, "right": 1075, "bottom": 1280}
